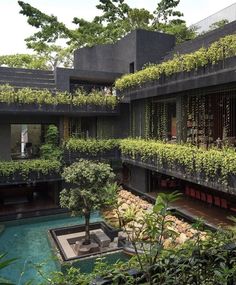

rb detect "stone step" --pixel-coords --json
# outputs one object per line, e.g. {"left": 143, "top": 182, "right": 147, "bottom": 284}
{"left": 0, "top": 66, "right": 54, "bottom": 76}
{"left": 0, "top": 81, "right": 56, "bottom": 90}
{"left": 0, "top": 76, "right": 55, "bottom": 85}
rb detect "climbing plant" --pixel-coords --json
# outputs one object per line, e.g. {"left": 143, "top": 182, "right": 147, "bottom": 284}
{"left": 119, "top": 138, "right": 236, "bottom": 186}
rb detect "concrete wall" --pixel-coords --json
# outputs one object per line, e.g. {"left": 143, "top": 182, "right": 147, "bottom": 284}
{"left": 0, "top": 115, "right": 59, "bottom": 125}
{"left": 126, "top": 165, "right": 147, "bottom": 193}
{"left": 74, "top": 29, "right": 175, "bottom": 74}
{"left": 97, "top": 104, "right": 130, "bottom": 139}
{"left": 164, "top": 20, "right": 236, "bottom": 60}
{"left": 55, "top": 67, "right": 121, "bottom": 92}
{"left": 0, "top": 67, "right": 55, "bottom": 90}
{"left": 0, "top": 124, "right": 11, "bottom": 161}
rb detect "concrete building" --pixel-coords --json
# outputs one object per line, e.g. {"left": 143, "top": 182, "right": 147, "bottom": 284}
{"left": 0, "top": 21, "right": 236, "bottom": 222}
{"left": 192, "top": 3, "right": 236, "bottom": 33}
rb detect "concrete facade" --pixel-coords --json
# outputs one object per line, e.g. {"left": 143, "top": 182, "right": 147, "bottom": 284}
{"left": 0, "top": 124, "right": 11, "bottom": 161}
{"left": 1, "top": 21, "right": 236, "bottom": 217}
{"left": 74, "top": 29, "right": 175, "bottom": 74}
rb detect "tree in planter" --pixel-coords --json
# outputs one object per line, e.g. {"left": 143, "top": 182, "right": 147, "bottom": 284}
{"left": 60, "top": 159, "right": 116, "bottom": 245}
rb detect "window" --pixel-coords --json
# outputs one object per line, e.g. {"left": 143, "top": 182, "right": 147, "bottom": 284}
{"left": 129, "top": 62, "right": 135, "bottom": 74}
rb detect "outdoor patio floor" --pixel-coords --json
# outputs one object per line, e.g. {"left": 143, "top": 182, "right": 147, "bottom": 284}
{"left": 148, "top": 191, "right": 234, "bottom": 228}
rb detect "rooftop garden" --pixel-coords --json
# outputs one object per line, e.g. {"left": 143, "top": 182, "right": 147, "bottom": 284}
{"left": 115, "top": 34, "right": 236, "bottom": 91}
{"left": 0, "top": 85, "right": 118, "bottom": 109}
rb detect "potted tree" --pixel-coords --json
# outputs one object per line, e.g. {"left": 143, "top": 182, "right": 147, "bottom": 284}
{"left": 60, "top": 159, "right": 117, "bottom": 246}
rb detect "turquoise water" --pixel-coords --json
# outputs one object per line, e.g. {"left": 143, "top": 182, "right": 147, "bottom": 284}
{"left": 0, "top": 213, "right": 102, "bottom": 284}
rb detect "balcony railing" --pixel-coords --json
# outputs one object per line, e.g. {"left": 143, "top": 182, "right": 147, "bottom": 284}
{"left": 0, "top": 159, "right": 61, "bottom": 185}
{"left": 0, "top": 85, "right": 119, "bottom": 115}
{"left": 63, "top": 138, "right": 121, "bottom": 164}
{"left": 117, "top": 56, "right": 236, "bottom": 101}
{"left": 120, "top": 139, "right": 236, "bottom": 194}
{"left": 0, "top": 102, "right": 119, "bottom": 115}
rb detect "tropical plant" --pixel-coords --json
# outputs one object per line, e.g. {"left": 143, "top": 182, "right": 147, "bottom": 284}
{"left": 60, "top": 160, "right": 116, "bottom": 245}
{"left": 120, "top": 138, "right": 236, "bottom": 186}
{"left": 0, "top": 253, "right": 17, "bottom": 285}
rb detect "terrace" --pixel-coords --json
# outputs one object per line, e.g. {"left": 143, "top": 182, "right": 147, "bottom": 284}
{"left": 63, "top": 138, "right": 121, "bottom": 164}
{"left": 116, "top": 35, "right": 236, "bottom": 102}
{"left": 62, "top": 138, "right": 236, "bottom": 194}
{"left": 120, "top": 139, "right": 236, "bottom": 194}
{"left": 0, "top": 159, "right": 61, "bottom": 185}
{"left": 0, "top": 84, "right": 119, "bottom": 116}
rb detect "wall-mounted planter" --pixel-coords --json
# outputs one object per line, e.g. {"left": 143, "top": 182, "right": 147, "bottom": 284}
{"left": 0, "top": 170, "right": 61, "bottom": 185}
{"left": 64, "top": 149, "right": 121, "bottom": 165}
{"left": 0, "top": 102, "right": 120, "bottom": 116}
{"left": 122, "top": 154, "right": 236, "bottom": 195}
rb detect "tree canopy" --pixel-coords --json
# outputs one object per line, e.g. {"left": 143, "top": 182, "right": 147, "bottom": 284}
{"left": 0, "top": 54, "right": 49, "bottom": 70}
{"left": 2, "top": 1, "right": 196, "bottom": 70}
{"left": 18, "top": 0, "right": 196, "bottom": 51}
{"left": 60, "top": 159, "right": 116, "bottom": 244}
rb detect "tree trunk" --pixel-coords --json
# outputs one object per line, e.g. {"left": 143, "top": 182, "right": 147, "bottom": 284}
{"left": 83, "top": 209, "right": 91, "bottom": 245}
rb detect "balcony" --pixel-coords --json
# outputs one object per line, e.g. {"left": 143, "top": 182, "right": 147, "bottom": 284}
{"left": 0, "top": 102, "right": 120, "bottom": 116}
{"left": 63, "top": 138, "right": 121, "bottom": 164}
{"left": 118, "top": 56, "right": 236, "bottom": 102}
{"left": 0, "top": 85, "right": 119, "bottom": 116}
{"left": 0, "top": 159, "right": 61, "bottom": 185}
{"left": 120, "top": 139, "right": 236, "bottom": 194}
{"left": 115, "top": 34, "right": 236, "bottom": 101}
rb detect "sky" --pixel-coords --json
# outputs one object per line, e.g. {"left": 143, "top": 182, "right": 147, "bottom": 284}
{"left": 0, "top": 0, "right": 236, "bottom": 55}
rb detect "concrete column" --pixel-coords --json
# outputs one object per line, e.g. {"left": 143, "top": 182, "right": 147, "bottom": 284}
{"left": 0, "top": 123, "right": 11, "bottom": 161}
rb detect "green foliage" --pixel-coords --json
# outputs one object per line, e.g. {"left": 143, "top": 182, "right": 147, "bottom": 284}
{"left": 209, "top": 19, "right": 229, "bottom": 31}
{"left": 154, "top": 0, "right": 183, "bottom": 23}
{"left": 60, "top": 159, "right": 116, "bottom": 244}
{"left": 48, "top": 267, "right": 90, "bottom": 285}
{"left": 120, "top": 138, "right": 236, "bottom": 185}
{"left": 0, "top": 54, "right": 49, "bottom": 70}
{"left": 40, "top": 125, "right": 62, "bottom": 161}
{"left": 48, "top": 228, "right": 236, "bottom": 284}
{"left": 44, "top": 125, "right": 59, "bottom": 145}
{"left": 0, "top": 85, "right": 118, "bottom": 109}
{"left": 18, "top": 0, "right": 194, "bottom": 54}
{"left": 0, "top": 159, "right": 61, "bottom": 177}
{"left": 65, "top": 138, "right": 236, "bottom": 186}
{"left": 115, "top": 34, "right": 236, "bottom": 91}
{"left": 120, "top": 192, "right": 182, "bottom": 282}
{"left": 0, "top": 253, "right": 17, "bottom": 285}
{"left": 64, "top": 138, "right": 120, "bottom": 155}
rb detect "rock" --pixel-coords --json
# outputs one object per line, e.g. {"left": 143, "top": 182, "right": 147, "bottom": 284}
{"left": 163, "top": 238, "right": 172, "bottom": 248}
{"left": 178, "top": 233, "right": 188, "bottom": 244}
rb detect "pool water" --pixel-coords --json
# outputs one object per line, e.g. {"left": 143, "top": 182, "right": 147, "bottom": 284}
{"left": 0, "top": 213, "right": 102, "bottom": 284}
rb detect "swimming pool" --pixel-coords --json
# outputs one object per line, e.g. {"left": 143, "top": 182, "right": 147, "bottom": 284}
{"left": 0, "top": 213, "right": 102, "bottom": 284}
